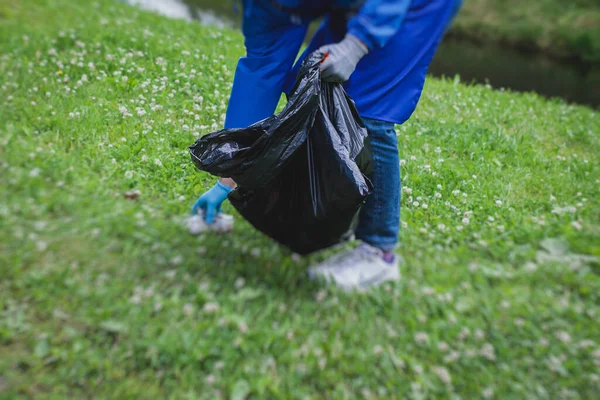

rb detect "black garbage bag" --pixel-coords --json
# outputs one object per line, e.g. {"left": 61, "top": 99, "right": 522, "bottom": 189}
{"left": 189, "top": 52, "right": 373, "bottom": 255}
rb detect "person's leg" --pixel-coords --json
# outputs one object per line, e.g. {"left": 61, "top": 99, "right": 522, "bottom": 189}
{"left": 307, "top": 1, "right": 462, "bottom": 291}
{"left": 225, "top": 1, "right": 308, "bottom": 129}
{"left": 355, "top": 117, "right": 401, "bottom": 254}
{"left": 307, "top": 117, "right": 402, "bottom": 291}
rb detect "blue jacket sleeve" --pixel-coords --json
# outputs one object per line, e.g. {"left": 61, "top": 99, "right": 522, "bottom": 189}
{"left": 347, "top": 0, "right": 412, "bottom": 50}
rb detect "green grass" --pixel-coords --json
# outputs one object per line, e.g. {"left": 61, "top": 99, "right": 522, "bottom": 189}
{"left": 452, "top": 0, "right": 600, "bottom": 63}
{"left": 1, "top": 0, "right": 600, "bottom": 398}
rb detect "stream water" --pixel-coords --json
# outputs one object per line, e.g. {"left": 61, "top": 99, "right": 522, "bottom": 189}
{"left": 128, "top": 0, "right": 599, "bottom": 108}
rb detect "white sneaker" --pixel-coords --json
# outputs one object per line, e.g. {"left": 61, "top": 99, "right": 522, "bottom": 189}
{"left": 308, "top": 243, "right": 401, "bottom": 291}
{"left": 188, "top": 212, "right": 234, "bottom": 235}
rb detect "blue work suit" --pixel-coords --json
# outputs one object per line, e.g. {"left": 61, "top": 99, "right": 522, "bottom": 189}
{"left": 226, "top": 0, "right": 461, "bottom": 127}
{"left": 225, "top": 0, "right": 462, "bottom": 250}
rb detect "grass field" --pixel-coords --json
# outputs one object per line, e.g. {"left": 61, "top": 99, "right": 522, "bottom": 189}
{"left": 1, "top": 0, "right": 599, "bottom": 398}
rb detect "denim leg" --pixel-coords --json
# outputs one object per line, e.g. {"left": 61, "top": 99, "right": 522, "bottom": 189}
{"left": 355, "top": 117, "right": 401, "bottom": 251}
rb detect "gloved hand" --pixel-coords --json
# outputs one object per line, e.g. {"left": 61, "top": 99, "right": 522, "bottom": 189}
{"left": 191, "top": 181, "right": 233, "bottom": 224}
{"left": 318, "top": 34, "right": 369, "bottom": 83}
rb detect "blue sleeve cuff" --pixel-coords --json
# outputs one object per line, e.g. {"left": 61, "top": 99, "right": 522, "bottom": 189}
{"left": 347, "top": 0, "right": 412, "bottom": 50}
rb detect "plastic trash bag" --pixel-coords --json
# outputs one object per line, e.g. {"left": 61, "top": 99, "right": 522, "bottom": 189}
{"left": 189, "top": 52, "right": 373, "bottom": 255}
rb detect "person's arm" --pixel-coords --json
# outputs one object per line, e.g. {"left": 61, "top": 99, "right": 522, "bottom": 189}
{"left": 219, "top": 177, "right": 236, "bottom": 189}
{"left": 318, "top": 0, "right": 413, "bottom": 82}
{"left": 347, "top": 0, "right": 412, "bottom": 50}
{"left": 191, "top": 178, "right": 237, "bottom": 223}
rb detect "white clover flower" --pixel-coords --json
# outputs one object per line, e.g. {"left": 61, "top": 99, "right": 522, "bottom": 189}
{"left": 480, "top": 343, "right": 496, "bottom": 360}
{"left": 421, "top": 286, "right": 435, "bottom": 295}
{"left": 373, "top": 344, "right": 383, "bottom": 356}
{"left": 578, "top": 340, "right": 595, "bottom": 349}
{"left": 414, "top": 332, "right": 429, "bottom": 345}
{"left": 171, "top": 255, "right": 183, "bottom": 265}
{"left": 235, "top": 277, "right": 245, "bottom": 289}
{"left": 36, "top": 240, "right": 48, "bottom": 252}
{"left": 165, "top": 270, "right": 176, "bottom": 279}
{"left": 482, "top": 388, "right": 494, "bottom": 399}
{"left": 129, "top": 293, "right": 142, "bottom": 304}
{"left": 203, "top": 302, "right": 220, "bottom": 313}
{"left": 556, "top": 331, "right": 572, "bottom": 343}
{"left": 547, "top": 355, "right": 565, "bottom": 374}
{"left": 443, "top": 351, "right": 459, "bottom": 363}
{"left": 432, "top": 366, "right": 452, "bottom": 386}
{"left": 571, "top": 221, "right": 582, "bottom": 231}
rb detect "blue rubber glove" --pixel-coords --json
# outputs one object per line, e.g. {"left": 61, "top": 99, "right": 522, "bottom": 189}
{"left": 191, "top": 181, "right": 233, "bottom": 224}
{"left": 318, "top": 34, "right": 369, "bottom": 83}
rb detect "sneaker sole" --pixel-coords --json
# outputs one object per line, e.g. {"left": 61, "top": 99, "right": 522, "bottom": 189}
{"left": 357, "top": 265, "right": 400, "bottom": 290}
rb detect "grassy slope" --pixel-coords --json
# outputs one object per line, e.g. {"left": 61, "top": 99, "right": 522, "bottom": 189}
{"left": 1, "top": 0, "right": 599, "bottom": 398}
{"left": 451, "top": 0, "right": 600, "bottom": 63}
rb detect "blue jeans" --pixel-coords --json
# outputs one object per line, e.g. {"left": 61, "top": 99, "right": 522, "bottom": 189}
{"left": 355, "top": 118, "right": 401, "bottom": 251}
